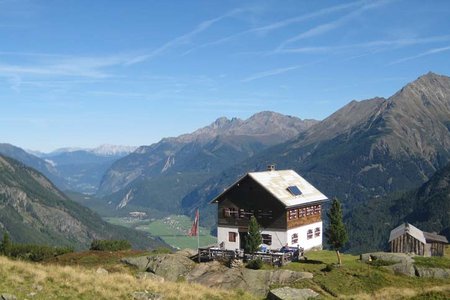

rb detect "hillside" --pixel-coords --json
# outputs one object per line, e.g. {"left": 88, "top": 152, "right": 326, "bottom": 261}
{"left": 182, "top": 72, "right": 450, "bottom": 232}
{"left": 96, "top": 111, "right": 317, "bottom": 217}
{"left": 0, "top": 249, "right": 448, "bottom": 299}
{"left": 0, "top": 154, "right": 166, "bottom": 250}
{"left": 347, "top": 162, "right": 450, "bottom": 253}
{"left": 0, "top": 254, "right": 255, "bottom": 300}
{"left": 0, "top": 143, "right": 66, "bottom": 190}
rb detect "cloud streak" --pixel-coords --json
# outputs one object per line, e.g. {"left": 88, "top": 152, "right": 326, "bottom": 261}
{"left": 126, "top": 9, "right": 243, "bottom": 65}
{"left": 184, "top": 1, "right": 365, "bottom": 55}
{"left": 275, "top": 35, "right": 450, "bottom": 54}
{"left": 277, "top": 0, "right": 394, "bottom": 50}
{"left": 241, "top": 65, "right": 301, "bottom": 82}
{"left": 389, "top": 45, "right": 450, "bottom": 65}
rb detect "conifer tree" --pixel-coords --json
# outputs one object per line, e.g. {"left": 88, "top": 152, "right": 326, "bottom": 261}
{"left": 0, "top": 232, "right": 12, "bottom": 256}
{"left": 325, "top": 198, "right": 348, "bottom": 266}
{"left": 245, "top": 216, "right": 262, "bottom": 253}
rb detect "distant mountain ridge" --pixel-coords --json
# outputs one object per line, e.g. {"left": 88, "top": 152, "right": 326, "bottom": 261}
{"left": 96, "top": 111, "right": 318, "bottom": 217}
{"left": 181, "top": 72, "right": 450, "bottom": 234}
{"left": 35, "top": 144, "right": 138, "bottom": 157}
{"left": 0, "top": 154, "right": 166, "bottom": 249}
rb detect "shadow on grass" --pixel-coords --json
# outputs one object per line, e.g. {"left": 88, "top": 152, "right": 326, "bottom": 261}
{"left": 298, "top": 259, "right": 324, "bottom": 265}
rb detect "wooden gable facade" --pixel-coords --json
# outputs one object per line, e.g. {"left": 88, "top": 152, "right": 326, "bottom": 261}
{"left": 389, "top": 223, "right": 449, "bottom": 257}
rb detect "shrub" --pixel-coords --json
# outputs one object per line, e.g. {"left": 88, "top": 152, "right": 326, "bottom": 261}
{"left": 8, "top": 244, "right": 73, "bottom": 262}
{"left": 90, "top": 239, "right": 131, "bottom": 251}
{"left": 322, "top": 263, "right": 335, "bottom": 272}
{"left": 246, "top": 258, "right": 263, "bottom": 270}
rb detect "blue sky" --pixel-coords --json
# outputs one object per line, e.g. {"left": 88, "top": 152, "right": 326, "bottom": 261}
{"left": 1, "top": 0, "right": 450, "bottom": 151}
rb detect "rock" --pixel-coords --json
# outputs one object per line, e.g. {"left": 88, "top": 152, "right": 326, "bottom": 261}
{"left": 268, "top": 269, "right": 313, "bottom": 284}
{"left": 360, "top": 252, "right": 415, "bottom": 264}
{"left": 186, "top": 261, "right": 313, "bottom": 297}
{"left": 1, "top": 294, "right": 17, "bottom": 300}
{"left": 121, "top": 256, "right": 150, "bottom": 271}
{"left": 176, "top": 248, "right": 197, "bottom": 258}
{"left": 132, "top": 291, "right": 163, "bottom": 300}
{"left": 268, "top": 287, "right": 319, "bottom": 300}
{"left": 136, "top": 272, "right": 165, "bottom": 282}
{"left": 414, "top": 266, "right": 450, "bottom": 279}
{"left": 145, "top": 254, "right": 196, "bottom": 281}
{"left": 229, "top": 259, "right": 244, "bottom": 268}
{"left": 96, "top": 267, "right": 109, "bottom": 275}
{"left": 361, "top": 252, "right": 416, "bottom": 277}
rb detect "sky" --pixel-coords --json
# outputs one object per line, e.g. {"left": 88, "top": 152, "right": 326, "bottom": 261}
{"left": 1, "top": 0, "right": 450, "bottom": 152}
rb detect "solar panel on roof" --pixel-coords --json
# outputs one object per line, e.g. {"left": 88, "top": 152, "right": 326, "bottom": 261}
{"left": 287, "top": 185, "right": 302, "bottom": 196}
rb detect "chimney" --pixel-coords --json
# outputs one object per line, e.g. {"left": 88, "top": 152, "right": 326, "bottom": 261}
{"left": 267, "top": 164, "right": 275, "bottom": 171}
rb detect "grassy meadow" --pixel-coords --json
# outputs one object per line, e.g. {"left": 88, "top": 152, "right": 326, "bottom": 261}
{"left": 105, "top": 215, "right": 217, "bottom": 249}
{"left": 0, "top": 252, "right": 255, "bottom": 300}
{"left": 275, "top": 249, "right": 450, "bottom": 299}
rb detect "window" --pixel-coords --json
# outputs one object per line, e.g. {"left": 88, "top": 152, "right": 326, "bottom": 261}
{"left": 298, "top": 207, "right": 306, "bottom": 217}
{"left": 262, "top": 234, "right": 272, "bottom": 245}
{"left": 223, "top": 208, "right": 231, "bottom": 217}
{"left": 288, "top": 209, "right": 298, "bottom": 220}
{"left": 223, "top": 207, "right": 239, "bottom": 218}
{"left": 315, "top": 227, "right": 321, "bottom": 237}
{"left": 228, "top": 232, "right": 237, "bottom": 242}
{"left": 291, "top": 233, "right": 298, "bottom": 244}
{"left": 287, "top": 185, "right": 302, "bottom": 196}
{"left": 307, "top": 229, "right": 313, "bottom": 240}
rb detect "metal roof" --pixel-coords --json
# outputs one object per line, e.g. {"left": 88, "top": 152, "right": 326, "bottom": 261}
{"left": 423, "top": 232, "right": 449, "bottom": 244}
{"left": 211, "top": 169, "right": 328, "bottom": 207}
{"left": 388, "top": 223, "right": 426, "bottom": 244}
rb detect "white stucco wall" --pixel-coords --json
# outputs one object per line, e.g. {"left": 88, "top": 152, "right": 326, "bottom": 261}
{"left": 287, "top": 221, "right": 322, "bottom": 250}
{"left": 217, "top": 226, "right": 240, "bottom": 250}
{"left": 217, "top": 221, "right": 322, "bottom": 251}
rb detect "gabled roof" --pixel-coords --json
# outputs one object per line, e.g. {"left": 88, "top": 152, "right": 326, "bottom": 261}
{"left": 423, "top": 232, "right": 449, "bottom": 244}
{"left": 211, "top": 169, "right": 328, "bottom": 207}
{"left": 389, "top": 223, "right": 426, "bottom": 244}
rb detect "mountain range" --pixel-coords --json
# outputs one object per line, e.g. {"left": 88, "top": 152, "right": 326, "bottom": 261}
{"left": 2, "top": 72, "right": 449, "bottom": 252}
{"left": 181, "top": 72, "right": 450, "bottom": 238}
{"left": 95, "top": 111, "right": 317, "bottom": 218}
{"left": 0, "top": 154, "right": 165, "bottom": 249}
{"left": 0, "top": 144, "right": 136, "bottom": 194}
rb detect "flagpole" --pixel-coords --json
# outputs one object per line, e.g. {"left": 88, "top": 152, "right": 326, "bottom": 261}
{"left": 197, "top": 209, "right": 200, "bottom": 263}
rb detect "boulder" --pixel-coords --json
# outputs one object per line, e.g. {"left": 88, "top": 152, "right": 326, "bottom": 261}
{"left": 1, "top": 294, "right": 17, "bottom": 300}
{"left": 132, "top": 291, "right": 163, "bottom": 300}
{"left": 414, "top": 266, "right": 450, "bottom": 279}
{"left": 96, "top": 267, "right": 109, "bottom": 275}
{"left": 268, "top": 287, "right": 319, "bottom": 300}
{"left": 186, "top": 261, "right": 313, "bottom": 297}
{"left": 136, "top": 272, "right": 165, "bottom": 282}
{"left": 361, "top": 252, "right": 416, "bottom": 277}
{"left": 145, "top": 254, "right": 196, "bottom": 281}
{"left": 176, "top": 249, "right": 197, "bottom": 258}
{"left": 121, "top": 256, "right": 150, "bottom": 271}
{"left": 360, "top": 252, "right": 415, "bottom": 264}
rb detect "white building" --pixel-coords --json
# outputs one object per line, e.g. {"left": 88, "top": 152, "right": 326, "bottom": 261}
{"left": 211, "top": 167, "right": 328, "bottom": 251}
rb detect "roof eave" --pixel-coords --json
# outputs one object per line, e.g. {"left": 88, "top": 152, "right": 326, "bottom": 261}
{"left": 209, "top": 173, "right": 249, "bottom": 204}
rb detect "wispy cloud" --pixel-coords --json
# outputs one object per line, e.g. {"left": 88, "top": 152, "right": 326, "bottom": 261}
{"left": 275, "top": 35, "right": 450, "bottom": 55}
{"left": 389, "top": 45, "right": 450, "bottom": 65}
{"left": 277, "top": 0, "right": 394, "bottom": 51}
{"left": 184, "top": 1, "right": 365, "bottom": 55}
{"left": 241, "top": 65, "right": 301, "bottom": 82}
{"left": 126, "top": 9, "right": 243, "bottom": 65}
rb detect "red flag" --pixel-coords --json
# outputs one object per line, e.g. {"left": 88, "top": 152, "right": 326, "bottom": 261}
{"left": 188, "top": 209, "right": 199, "bottom": 236}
